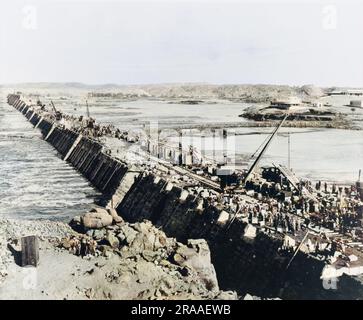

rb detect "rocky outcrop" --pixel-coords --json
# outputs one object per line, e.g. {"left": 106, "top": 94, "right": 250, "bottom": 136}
{"left": 62, "top": 209, "right": 235, "bottom": 300}
{"left": 173, "top": 239, "right": 219, "bottom": 292}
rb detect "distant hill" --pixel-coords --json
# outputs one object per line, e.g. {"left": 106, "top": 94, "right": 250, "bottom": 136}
{"left": 3, "top": 82, "right": 360, "bottom": 102}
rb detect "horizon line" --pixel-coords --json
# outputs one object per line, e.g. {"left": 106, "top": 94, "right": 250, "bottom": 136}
{"left": 1, "top": 81, "right": 362, "bottom": 89}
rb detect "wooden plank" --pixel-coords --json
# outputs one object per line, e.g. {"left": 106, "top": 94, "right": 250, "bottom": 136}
{"left": 21, "top": 236, "right": 39, "bottom": 267}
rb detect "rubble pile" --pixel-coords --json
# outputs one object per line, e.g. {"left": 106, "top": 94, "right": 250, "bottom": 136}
{"left": 61, "top": 206, "right": 236, "bottom": 300}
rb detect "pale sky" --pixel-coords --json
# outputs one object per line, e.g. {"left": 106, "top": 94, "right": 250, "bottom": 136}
{"left": 0, "top": 0, "right": 362, "bottom": 87}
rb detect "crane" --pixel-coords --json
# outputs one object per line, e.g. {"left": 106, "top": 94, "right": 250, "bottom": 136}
{"left": 50, "top": 100, "right": 62, "bottom": 121}
{"left": 50, "top": 100, "right": 57, "bottom": 113}
{"left": 243, "top": 113, "right": 288, "bottom": 183}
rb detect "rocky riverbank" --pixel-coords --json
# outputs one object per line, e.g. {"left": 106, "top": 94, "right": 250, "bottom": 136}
{"left": 239, "top": 104, "right": 356, "bottom": 129}
{"left": 0, "top": 208, "right": 237, "bottom": 300}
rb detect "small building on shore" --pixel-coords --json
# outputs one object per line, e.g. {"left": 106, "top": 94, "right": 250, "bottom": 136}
{"left": 312, "top": 101, "right": 323, "bottom": 108}
{"left": 269, "top": 97, "right": 301, "bottom": 110}
{"left": 350, "top": 100, "right": 362, "bottom": 108}
{"left": 328, "top": 90, "right": 363, "bottom": 96}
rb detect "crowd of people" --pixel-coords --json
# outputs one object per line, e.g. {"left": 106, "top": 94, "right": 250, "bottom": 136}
{"left": 223, "top": 176, "right": 363, "bottom": 239}
{"left": 36, "top": 103, "right": 140, "bottom": 143}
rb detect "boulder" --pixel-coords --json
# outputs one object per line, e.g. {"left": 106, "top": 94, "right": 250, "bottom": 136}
{"left": 89, "top": 207, "right": 109, "bottom": 214}
{"left": 106, "top": 231, "right": 120, "bottom": 249}
{"left": 132, "top": 221, "right": 153, "bottom": 234}
{"left": 243, "top": 293, "right": 255, "bottom": 300}
{"left": 86, "top": 229, "right": 94, "bottom": 237}
{"left": 118, "top": 225, "right": 138, "bottom": 245}
{"left": 217, "top": 211, "right": 230, "bottom": 226}
{"left": 142, "top": 250, "right": 159, "bottom": 262}
{"left": 82, "top": 211, "right": 113, "bottom": 229}
{"left": 107, "top": 208, "right": 124, "bottom": 224}
{"left": 93, "top": 229, "right": 106, "bottom": 240}
{"left": 97, "top": 245, "right": 111, "bottom": 256}
{"left": 116, "top": 232, "right": 126, "bottom": 243}
{"left": 154, "top": 234, "right": 167, "bottom": 250}
{"left": 173, "top": 239, "right": 219, "bottom": 292}
{"left": 216, "top": 291, "right": 238, "bottom": 300}
{"left": 244, "top": 224, "right": 257, "bottom": 239}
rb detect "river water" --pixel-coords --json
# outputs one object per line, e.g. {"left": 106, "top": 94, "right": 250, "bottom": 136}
{"left": 0, "top": 101, "right": 99, "bottom": 221}
{"left": 175, "top": 127, "right": 363, "bottom": 184}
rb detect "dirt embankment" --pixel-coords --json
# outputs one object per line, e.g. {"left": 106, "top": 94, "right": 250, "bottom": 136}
{"left": 0, "top": 208, "right": 237, "bottom": 300}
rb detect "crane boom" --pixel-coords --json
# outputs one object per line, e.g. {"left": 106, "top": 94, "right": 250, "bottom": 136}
{"left": 244, "top": 113, "right": 288, "bottom": 183}
{"left": 50, "top": 100, "right": 63, "bottom": 121}
{"left": 50, "top": 100, "right": 57, "bottom": 113}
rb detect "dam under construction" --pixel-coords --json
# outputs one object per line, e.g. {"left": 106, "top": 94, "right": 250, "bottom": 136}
{"left": 4, "top": 92, "right": 363, "bottom": 299}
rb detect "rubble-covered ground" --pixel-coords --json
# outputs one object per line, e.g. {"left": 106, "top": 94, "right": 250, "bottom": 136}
{"left": 0, "top": 208, "right": 237, "bottom": 300}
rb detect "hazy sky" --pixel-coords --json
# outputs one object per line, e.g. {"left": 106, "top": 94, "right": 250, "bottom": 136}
{"left": 0, "top": 0, "right": 362, "bottom": 86}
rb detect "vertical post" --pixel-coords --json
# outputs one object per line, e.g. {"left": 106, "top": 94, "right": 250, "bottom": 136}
{"left": 21, "top": 236, "right": 39, "bottom": 267}
{"left": 227, "top": 129, "right": 236, "bottom": 169}
{"left": 28, "top": 111, "right": 35, "bottom": 122}
{"left": 288, "top": 131, "right": 291, "bottom": 170}
{"left": 223, "top": 129, "right": 227, "bottom": 165}
{"left": 178, "top": 130, "right": 183, "bottom": 166}
{"left": 150, "top": 121, "right": 158, "bottom": 158}
{"left": 86, "top": 100, "right": 90, "bottom": 118}
{"left": 64, "top": 134, "right": 82, "bottom": 161}
{"left": 35, "top": 117, "right": 43, "bottom": 129}
{"left": 212, "top": 129, "right": 216, "bottom": 163}
{"left": 201, "top": 132, "right": 206, "bottom": 165}
{"left": 44, "top": 123, "right": 56, "bottom": 141}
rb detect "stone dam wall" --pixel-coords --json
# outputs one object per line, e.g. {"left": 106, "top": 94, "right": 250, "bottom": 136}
{"left": 116, "top": 172, "right": 363, "bottom": 299}
{"left": 7, "top": 94, "right": 363, "bottom": 299}
{"left": 8, "top": 95, "right": 130, "bottom": 206}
